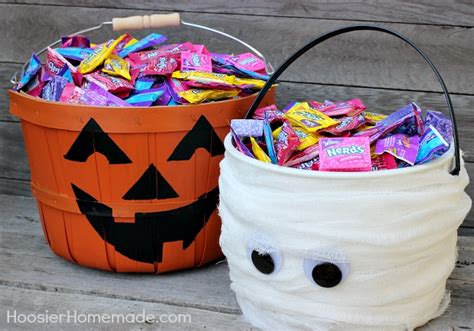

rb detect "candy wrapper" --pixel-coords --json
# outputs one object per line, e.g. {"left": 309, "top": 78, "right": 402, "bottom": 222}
{"left": 142, "top": 57, "right": 178, "bottom": 76}
{"left": 310, "top": 99, "right": 366, "bottom": 117}
{"left": 135, "top": 76, "right": 156, "bottom": 91}
{"left": 375, "top": 134, "right": 420, "bottom": 165}
{"left": 55, "top": 47, "right": 94, "bottom": 62}
{"left": 231, "top": 128, "right": 255, "bottom": 159}
{"left": 371, "top": 153, "right": 398, "bottom": 171}
{"left": 284, "top": 143, "right": 320, "bottom": 167}
{"left": 319, "top": 137, "right": 372, "bottom": 172}
{"left": 165, "top": 77, "right": 189, "bottom": 104}
{"left": 275, "top": 122, "right": 300, "bottom": 165}
{"left": 86, "top": 72, "right": 134, "bottom": 94}
{"left": 125, "top": 88, "right": 164, "bottom": 106}
{"left": 252, "top": 104, "right": 285, "bottom": 122}
{"left": 231, "top": 119, "right": 264, "bottom": 137}
{"left": 355, "top": 102, "right": 421, "bottom": 142}
{"left": 119, "top": 33, "right": 167, "bottom": 58}
{"left": 61, "top": 35, "right": 90, "bottom": 48}
{"left": 284, "top": 102, "right": 338, "bottom": 132}
{"left": 42, "top": 75, "right": 69, "bottom": 101}
{"left": 416, "top": 125, "right": 450, "bottom": 164}
{"left": 263, "top": 117, "right": 277, "bottom": 164}
{"left": 102, "top": 54, "right": 131, "bottom": 80}
{"left": 181, "top": 51, "right": 212, "bottom": 72}
{"left": 14, "top": 54, "right": 42, "bottom": 91}
{"left": 178, "top": 88, "right": 239, "bottom": 104}
{"left": 424, "top": 111, "right": 453, "bottom": 144}
{"left": 250, "top": 137, "right": 272, "bottom": 163}
{"left": 320, "top": 114, "right": 366, "bottom": 135}
{"left": 78, "top": 34, "right": 127, "bottom": 74}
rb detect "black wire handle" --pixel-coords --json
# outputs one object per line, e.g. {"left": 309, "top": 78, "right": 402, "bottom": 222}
{"left": 245, "top": 25, "right": 461, "bottom": 176}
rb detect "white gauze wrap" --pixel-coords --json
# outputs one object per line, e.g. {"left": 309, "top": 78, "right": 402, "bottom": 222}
{"left": 218, "top": 134, "right": 471, "bottom": 331}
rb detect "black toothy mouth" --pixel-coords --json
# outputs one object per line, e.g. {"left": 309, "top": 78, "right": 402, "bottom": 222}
{"left": 71, "top": 184, "right": 219, "bottom": 264}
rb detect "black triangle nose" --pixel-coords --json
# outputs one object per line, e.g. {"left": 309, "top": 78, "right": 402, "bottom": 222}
{"left": 122, "top": 163, "right": 179, "bottom": 200}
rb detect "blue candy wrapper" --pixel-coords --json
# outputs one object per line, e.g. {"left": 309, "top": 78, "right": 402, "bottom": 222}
{"left": 119, "top": 33, "right": 167, "bottom": 58}
{"left": 125, "top": 88, "right": 164, "bottom": 106}
{"left": 135, "top": 76, "right": 156, "bottom": 91}
{"left": 263, "top": 116, "right": 277, "bottom": 164}
{"left": 15, "top": 53, "right": 42, "bottom": 90}
{"left": 416, "top": 125, "right": 450, "bottom": 164}
{"left": 56, "top": 47, "right": 94, "bottom": 62}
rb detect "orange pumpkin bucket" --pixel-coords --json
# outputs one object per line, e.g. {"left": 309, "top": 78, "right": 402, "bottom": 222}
{"left": 9, "top": 14, "right": 276, "bottom": 273}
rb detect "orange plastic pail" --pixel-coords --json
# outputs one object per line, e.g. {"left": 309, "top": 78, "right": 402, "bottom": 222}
{"left": 9, "top": 89, "right": 275, "bottom": 273}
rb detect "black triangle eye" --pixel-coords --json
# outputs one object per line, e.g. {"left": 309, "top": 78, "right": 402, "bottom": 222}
{"left": 122, "top": 163, "right": 179, "bottom": 200}
{"left": 167, "top": 115, "right": 224, "bottom": 161}
{"left": 64, "top": 118, "right": 131, "bottom": 164}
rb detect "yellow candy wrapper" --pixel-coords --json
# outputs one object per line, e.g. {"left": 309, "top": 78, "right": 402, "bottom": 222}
{"left": 233, "top": 77, "right": 266, "bottom": 89}
{"left": 284, "top": 102, "right": 338, "bottom": 132}
{"left": 292, "top": 126, "right": 320, "bottom": 150}
{"left": 178, "top": 88, "right": 239, "bottom": 104}
{"left": 250, "top": 137, "right": 271, "bottom": 163}
{"left": 172, "top": 71, "right": 234, "bottom": 87}
{"left": 78, "top": 34, "right": 127, "bottom": 74}
{"left": 363, "top": 111, "right": 387, "bottom": 125}
{"left": 102, "top": 54, "right": 131, "bottom": 80}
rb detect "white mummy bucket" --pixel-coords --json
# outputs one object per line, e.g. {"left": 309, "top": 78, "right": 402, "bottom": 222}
{"left": 218, "top": 26, "right": 472, "bottom": 330}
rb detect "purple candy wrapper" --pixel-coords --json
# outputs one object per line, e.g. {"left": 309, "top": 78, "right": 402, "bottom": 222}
{"left": 231, "top": 128, "right": 255, "bottom": 158}
{"left": 355, "top": 102, "right": 420, "bottom": 142}
{"left": 82, "top": 81, "right": 129, "bottom": 106}
{"left": 61, "top": 35, "right": 90, "bottom": 48}
{"left": 375, "top": 134, "right": 420, "bottom": 165}
{"left": 231, "top": 119, "right": 264, "bottom": 137}
{"left": 42, "top": 75, "right": 69, "bottom": 101}
{"left": 424, "top": 110, "right": 453, "bottom": 144}
{"left": 164, "top": 77, "right": 189, "bottom": 103}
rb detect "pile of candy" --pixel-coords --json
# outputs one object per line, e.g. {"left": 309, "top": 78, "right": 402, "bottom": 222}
{"left": 231, "top": 100, "right": 453, "bottom": 172}
{"left": 13, "top": 33, "right": 269, "bottom": 106}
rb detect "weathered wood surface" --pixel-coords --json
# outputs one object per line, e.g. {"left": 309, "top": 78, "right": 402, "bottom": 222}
{"left": 1, "top": 4, "right": 473, "bottom": 93}
{"left": 1, "top": 0, "right": 472, "bottom": 27}
{"left": 0, "top": 194, "right": 473, "bottom": 330}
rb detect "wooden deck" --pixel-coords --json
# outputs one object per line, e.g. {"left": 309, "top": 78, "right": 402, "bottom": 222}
{"left": 0, "top": 0, "right": 473, "bottom": 329}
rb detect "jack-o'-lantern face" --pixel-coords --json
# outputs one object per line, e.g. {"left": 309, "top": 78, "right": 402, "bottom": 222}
{"left": 63, "top": 115, "right": 223, "bottom": 268}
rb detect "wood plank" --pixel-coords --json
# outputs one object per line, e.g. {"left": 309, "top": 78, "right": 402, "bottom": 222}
{"left": 1, "top": 4, "right": 472, "bottom": 94}
{"left": 0, "top": 285, "right": 471, "bottom": 330}
{"left": 0, "top": 286, "right": 249, "bottom": 330}
{"left": 0, "top": 177, "right": 30, "bottom": 197}
{"left": 1, "top": 0, "right": 472, "bottom": 27}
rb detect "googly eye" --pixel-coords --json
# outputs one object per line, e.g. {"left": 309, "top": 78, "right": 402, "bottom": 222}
{"left": 246, "top": 232, "right": 282, "bottom": 275}
{"left": 304, "top": 258, "right": 350, "bottom": 288}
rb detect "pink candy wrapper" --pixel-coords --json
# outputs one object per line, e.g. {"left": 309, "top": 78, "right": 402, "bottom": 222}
{"left": 181, "top": 51, "right": 212, "bottom": 72}
{"left": 142, "top": 57, "right": 178, "bottom": 76}
{"left": 275, "top": 122, "right": 300, "bottom": 165}
{"left": 319, "top": 137, "right": 371, "bottom": 172}
{"left": 311, "top": 99, "right": 366, "bottom": 117}
{"left": 320, "top": 114, "right": 366, "bottom": 135}
{"left": 228, "top": 53, "right": 266, "bottom": 72}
